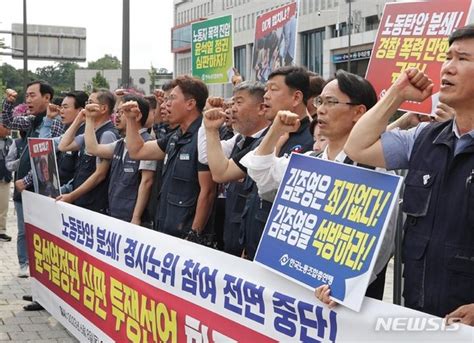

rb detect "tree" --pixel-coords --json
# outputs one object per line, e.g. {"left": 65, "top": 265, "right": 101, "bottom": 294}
{"left": 88, "top": 54, "right": 121, "bottom": 70}
{"left": 91, "top": 71, "right": 109, "bottom": 89}
{"left": 35, "top": 62, "right": 79, "bottom": 93}
{"left": 149, "top": 65, "right": 157, "bottom": 90}
{"left": 0, "top": 63, "right": 37, "bottom": 102}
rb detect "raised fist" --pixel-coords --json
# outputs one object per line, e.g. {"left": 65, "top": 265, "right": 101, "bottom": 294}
{"left": 206, "top": 96, "right": 225, "bottom": 109}
{"left": 84, "top": 103, "right": 101, "bottom": 118}
{"left": 120, "top": 100, "right": 141, "bottom": 119}
{"left": 47, "top": 103, "right": 60, "bottom": 119}
{"left": 273, "top": 110, "right": 301, "bottom": 134}
{"left": 393, "top": 68, "right": 434, "bottom": 103}
{"left": 153, "top": 89, "right": 165, "bottom": 104}
{"left": 203, "top": 108, "right": 226, "bottom": 130}
{"left": 5, "top": 89, "right": 17, "bottom": 103}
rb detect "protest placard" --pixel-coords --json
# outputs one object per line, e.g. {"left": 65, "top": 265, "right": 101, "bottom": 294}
{"left": 192, "top": 15, "right": 234, "bottom": 84}
{"left": 365, "top": 0, "right": 472, "bottom": 114}
{"left": 252, "top": 2, "right": 298, "bottom": 82}
{"left": 28, "top": 138, "right": 61, "bottom": 198}
{"left": 254, "top": 154, "right": 403, "bottom": 312}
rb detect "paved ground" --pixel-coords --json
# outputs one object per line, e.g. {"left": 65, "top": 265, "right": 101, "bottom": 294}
{"left": 0, "top": 194, "right": 78, "bottom": 342}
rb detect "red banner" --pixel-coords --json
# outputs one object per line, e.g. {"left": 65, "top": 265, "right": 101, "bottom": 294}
{"left": 28, "top": 138, "right": 53, "bottom": 158}
{"left": 255, "top": 2, "right": 297, "bottom": 40}
{"left": 27, "top": 224, "right": 274, "bottom": 342}
{"left": 365, "top": 0, "right": 472, "bottom": 114}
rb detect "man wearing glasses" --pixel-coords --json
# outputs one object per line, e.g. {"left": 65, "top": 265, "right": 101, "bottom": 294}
{"left": 241, "top": 70, "right": 395, "bottom": 300}
{"left": 345, "top": 24, "right": 474, "bottom": 324}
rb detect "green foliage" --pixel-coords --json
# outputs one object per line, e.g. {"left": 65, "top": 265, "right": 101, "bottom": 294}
{"left": 35, "top": 62, "right": 79, "bottom": 93}
{"left": 0, "top": 63, "right": 36, "bottom": 102}
{"left": 149, "top": 65, "right": 157, "bottom": 89}
{"left": 88, "top": 54, "right": 121, "bottom": 70}
{"left": 91, "top": 71, "right": 109, "bottom": 90}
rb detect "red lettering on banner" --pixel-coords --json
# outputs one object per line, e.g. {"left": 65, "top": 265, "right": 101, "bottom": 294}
{"left": 27, "top": 224, "right": 275, "bottom": 343}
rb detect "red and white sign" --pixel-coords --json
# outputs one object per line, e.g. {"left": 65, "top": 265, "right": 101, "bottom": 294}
{"left": 366, "top": 0, "right": 472, "bottom": 114}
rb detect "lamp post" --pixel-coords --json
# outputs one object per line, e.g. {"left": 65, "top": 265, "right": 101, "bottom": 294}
{"left": 23, "top": 0, "right": 28, "bottom": 92}
{"left": 347, "top": 0, "right": 352, "bottom": 73}
{"left": 122, "top": 0, "right": 130, "bottom": 89}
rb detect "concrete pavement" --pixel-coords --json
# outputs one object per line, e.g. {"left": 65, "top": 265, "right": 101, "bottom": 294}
{"left": 0, "top": 194, "right": 78, "bottom": 342}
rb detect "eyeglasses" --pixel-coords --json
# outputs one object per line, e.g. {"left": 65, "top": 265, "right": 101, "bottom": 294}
{"left": 313, "top": 96, "right": 360, "bottom": 108}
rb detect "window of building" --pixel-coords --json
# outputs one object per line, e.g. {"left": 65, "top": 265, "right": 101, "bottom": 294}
{"left": 234, "top": 45, "right": 247, "bottom": 80}
{"left": 301, "top": 29, "right": 325, "bottom": 75}
{"left": 365, "top": 15, "right": 380, "bottom": 31}
{"left": 331, "top": 22, "right": 348, "bottom": 37}
{"left": 321, "top": 0, "right": 326, "bottom": 10}
{"left": 309, "top": 0, "right": 313, "bottom": 13}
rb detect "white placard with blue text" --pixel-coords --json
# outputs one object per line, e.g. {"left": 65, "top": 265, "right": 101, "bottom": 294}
{"left": 254, "top": 154, "right": 403, "bottom": 312}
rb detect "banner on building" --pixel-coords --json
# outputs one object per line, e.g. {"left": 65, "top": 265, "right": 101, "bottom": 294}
{"left": 255, "top": 154, "right": 403, "bottom": 312}
{"left": 191, "top": 15, "right": 234, "bottom": 84}
{"left": 365, "top": 0, "right": 472, "bottom": 114}
{"left": 252, "top": 2, "right": 298, "bottom": 82}
{"left": 28, "top": 138, "right": 61, "bottom": 198}
{"left": 23, "top": 192, "right": 474, "bottom": 342}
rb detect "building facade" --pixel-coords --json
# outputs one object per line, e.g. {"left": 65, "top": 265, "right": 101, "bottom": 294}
{"left": 172, "top": 0, "right": 391, "bottom": 97}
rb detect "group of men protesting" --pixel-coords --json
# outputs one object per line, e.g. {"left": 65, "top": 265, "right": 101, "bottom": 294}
{"left": 0, "top": 23, "right": 473, "bottom": 326}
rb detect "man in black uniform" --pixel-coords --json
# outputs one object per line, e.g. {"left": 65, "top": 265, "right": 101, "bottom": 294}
{"left": 125, "top": 76, "right": 216, "bottom": 244}
{"left": 84, "top": 94, "right": 155, "bottom": 225}
{"left": 57, "top": 89, "right": 119, "bottom": 213}
{"left": 204, "top": 66, "right": 313, "bottom": 259}
{"left": 198, "top": 81, "right": 269, "bottom": 256}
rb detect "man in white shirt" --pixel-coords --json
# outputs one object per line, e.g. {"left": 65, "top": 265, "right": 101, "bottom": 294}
{"left": 241, "top": 70, "right": 396, "bottom": 300}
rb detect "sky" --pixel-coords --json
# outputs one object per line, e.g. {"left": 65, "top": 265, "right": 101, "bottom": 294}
{"left": 0, "top": 0, "right": 174, "bottom": 72}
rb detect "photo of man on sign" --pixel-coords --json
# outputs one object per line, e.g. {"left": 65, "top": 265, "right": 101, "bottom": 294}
{"left": 28, "top": 138, "right": 61, "bottom": 198}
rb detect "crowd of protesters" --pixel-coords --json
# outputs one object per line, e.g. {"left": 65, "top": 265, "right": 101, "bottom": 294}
{"left": 0, "top": 23, "right": 473, "bottom": 325}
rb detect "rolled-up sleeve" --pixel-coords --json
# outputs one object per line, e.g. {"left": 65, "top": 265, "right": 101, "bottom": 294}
{"left": 240, "top": 150, "right": 289, "bottom": 201}
{"left": 381, "top": 123, "right": 429, "bottom": 170}
{"left": 197, "top": 124, "right": 238, "bottom": 164}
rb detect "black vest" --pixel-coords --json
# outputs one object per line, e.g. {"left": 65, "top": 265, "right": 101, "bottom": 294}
{"left": 401, "top": 120, "right": 474, "bottom": 317}
{"left": 12, "top": 137, "right": 28, "bottom": 201}
{"left": 241, "top": 118, "right": 313, "bottom": 260}
{"left": 72, "top": 121, "right": 119, "bottom": 212}
{"left": 58, "top": 123, "right": 85, "bottom": 186}
{"left": 14, "top": 114, "right": 45, "bottom": 202}
{"left": 0, "top": 137, "right": 12, "bottom": 183}
{"left": 108, "top": 130, "right": 152, "bottom": 222}
{"left": 222, "top": 135, "right": 257, "bottom": 256}
{"left": 156, "top": 117, "right": 205, "bottom": 238}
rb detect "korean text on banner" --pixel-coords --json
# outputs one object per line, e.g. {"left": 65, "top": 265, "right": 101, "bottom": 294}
{"left": 192, "top": 15, "right": 233, "bottom": 84}
{"left": 254, "top": 154, "right": 403, "bottom": 312}
{"left": 365, "top": 0, "right": 472, "bottom": 114}
{"left": 252, "top": 2, "right": 298, "bottom": 82}
{"left": 22, "top": 192, "right": 474, "bottom": 342}
{"left": 28, "top": 137, "right": 61, "bottom": 197}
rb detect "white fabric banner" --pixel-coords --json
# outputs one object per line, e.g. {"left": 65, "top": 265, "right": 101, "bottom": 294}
{"left": 23, "top": 191, "right": 473, "bottom": 342}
